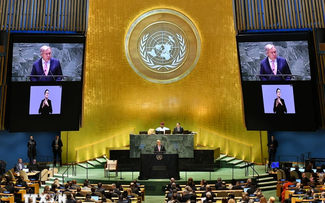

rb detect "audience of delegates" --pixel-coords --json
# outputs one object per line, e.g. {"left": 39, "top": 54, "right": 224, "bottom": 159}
{"left": 90, "top": 187, "right": 99, "bottom": 196}
{"left": 215, "top": 177, "right": 223, "bottom": 189}
{"left": 217, "top": 181, "right": 229, "bottom": 190}
{"left": 84, "top": 194, "right": 95, "bottom": 202}
{"left": 186, "top": 177, "right": 196, "bottom": 191}
{"left": 200, "top": 180, "right": 208, "bottom": 191}
{"left": 96, "top": 182, "right": 105, "bottom": 195}
{"left": 66, "top": 193, "right": 76, "bottom": 203}
{"left": 130, "top": 182, "right": 140, "bottom": 195}
{"left": 201, "top": 185, "right": 216, "bottom": 198}
{"left": 232, "top": 180, "right": 244, "bottom": 190}
{"left": 75, "top": 188, "right": 84, "bottom": 197}
{"left": 105, "top": 187, "right": 119, "bottom": 200}
{"left": 82, "top": 182, "right": 91, "bottom": 190}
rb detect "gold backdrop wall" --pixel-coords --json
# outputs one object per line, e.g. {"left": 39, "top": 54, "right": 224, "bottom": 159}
{"left": 62, "top": 0, "right": 268, "bottom": 164}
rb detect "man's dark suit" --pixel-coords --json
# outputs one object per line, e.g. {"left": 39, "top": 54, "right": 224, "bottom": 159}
{"left": 273, "top": 98, "right": 287, "bottom": 114}
{"left": 259, "top": 57, "right": 291, "bottom": 81}
{"left": 31, "top": 58, "right": 63, "bottom": 81}
{"left": 173, "top": 126, "right": 184, "bottom": 134}
{"left": 154, "top": 145, "right": 166, "bottom": 154}
{"left": 267, "top": 138, "right": 278, "bottom": 167}
{"left": 52, "top": 138, "right": 63, "bottom": 166}
{"left": 39, "top": 99, "right": 52, "bottom": 115}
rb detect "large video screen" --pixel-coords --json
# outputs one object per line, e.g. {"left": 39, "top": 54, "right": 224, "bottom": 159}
{"left": 6, "top": 34, "right": 85, "bottom": 132}
{"left": 10, "top": 35, "right": 84, "bottom": 82}
{"left": 236, "top": 32, "right": 319, "bottom": 131}
{"left": 238, "top": 40, "right": 311, "bottom": 81}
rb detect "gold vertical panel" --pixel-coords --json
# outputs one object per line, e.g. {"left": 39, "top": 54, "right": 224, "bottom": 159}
{"left": 271, "top": 0, "right": 276, "bottom": 29}
{"left": 264, "top": 0, "right": 269, "bottom": 28}
{"left": 61, "top": 0, "right": 268, "bottom": 164}
{"left": 240, "top": 0, "right": 245, "bottom": 31}
{"left": 0, "top": 0, "right": 3, "bottom": 30}
{"left": 253, "top": 0, "right": 258, "bottom": 29}
{"left": 307, "top": 0, "right": 312, "bottom": 28}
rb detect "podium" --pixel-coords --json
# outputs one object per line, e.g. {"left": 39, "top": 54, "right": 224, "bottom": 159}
{"left": 138, "top": 154, "right": 180, "bottom": 180}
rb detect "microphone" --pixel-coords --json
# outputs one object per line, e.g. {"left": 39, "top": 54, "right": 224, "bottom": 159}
{"left": 277, "top": 68, "right": 286, "bottom": 81}
{"left": 49, "top": 70, "right": 56, "bottom": 81}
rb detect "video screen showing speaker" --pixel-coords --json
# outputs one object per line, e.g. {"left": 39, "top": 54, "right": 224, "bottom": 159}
{"left": 236, "top": 32, "right": 320, "bottom": 131}
{"left": 10, "top": 35, "right": 85, "bottom": 82}
{"left": 6, "top": 34, "right": 85, "bottom": 132}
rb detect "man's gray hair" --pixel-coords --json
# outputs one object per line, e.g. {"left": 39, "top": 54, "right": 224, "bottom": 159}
{"left": 264, "top": 44, "right": 275, "bottom": 54}
{"left": 40, "top": 45, "right": 51, "bottom": 55}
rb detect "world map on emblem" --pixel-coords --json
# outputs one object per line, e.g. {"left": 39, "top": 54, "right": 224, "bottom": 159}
{"left": 139, "top": 31, "right": 187, "bottom": 71}
{"left": 125, "top": 9, "right": 201, "bottom": 83}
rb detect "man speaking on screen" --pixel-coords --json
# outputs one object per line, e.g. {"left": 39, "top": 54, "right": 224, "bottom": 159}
{"left": 30, "top": 45, "right": 63, "bottom": 81}
{"left": 259, "top": 44, "right": 292, "bottom": 81}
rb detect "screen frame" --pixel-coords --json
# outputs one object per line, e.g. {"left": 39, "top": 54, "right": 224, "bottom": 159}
{"left": 7, "top": 33, "right": 86, "bottom": 83}
{"left": 236, "top": 31, "right": 320, "bottom": 131}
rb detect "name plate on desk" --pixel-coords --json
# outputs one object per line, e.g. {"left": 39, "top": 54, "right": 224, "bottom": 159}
{"left": 130, "top": 134, "right": 195, "bottom": 158}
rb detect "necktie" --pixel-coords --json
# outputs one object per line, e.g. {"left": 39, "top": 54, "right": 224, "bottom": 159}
{"left": 44, "top": 61, "right": 48, "bottom": 76}
{"left": 271, "top": 60, "right": 276, "bottom": 75}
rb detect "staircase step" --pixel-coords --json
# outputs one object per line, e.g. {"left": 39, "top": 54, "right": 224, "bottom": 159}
{"left": 258, "top": 185, "right": 277, "bottom": 190}
{"left": 257, "top": 181, "right": 278, "bottom": 186}
{"left": 219, "top": 154, "right": 227, "bottom": 159}
{"left": 223, "top": 157, "right": 236, "bottom": 162}
{"left": 238, "top": 162, "right": 254, "bottom": 168}
{"left": 78, "top": 163, "right": 95, "bottom": 169}
{"left": 228, "top": 160, "right": 244, "bottom": 165}
{"left": 257, "top": 177, "right": 274, "bottom": 182}
{"left": 96, "top": 158, "right": 107, "bottom": 163}
{"left": 87, "top": 160, "right": 103, "bottom": 166}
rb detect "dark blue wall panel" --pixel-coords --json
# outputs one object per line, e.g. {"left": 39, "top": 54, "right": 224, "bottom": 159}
{"left": 269, "top": 130, "right": 325, "bottom": 163}
{"left": 0, "top": 131, "right": 59, "bottom": 171}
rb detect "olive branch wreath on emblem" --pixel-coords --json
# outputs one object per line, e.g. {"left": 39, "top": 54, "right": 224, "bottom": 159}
{"left": 139, "top": 33, "right": 186, "bottom": 70}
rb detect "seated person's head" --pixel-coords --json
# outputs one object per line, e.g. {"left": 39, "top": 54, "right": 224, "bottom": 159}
{"left": 65, "top": 183, "right": 69, "bottom": 189}
{"left": 51, "top": 183, "right": 57, "bottom": 190}
{"left": 91, "top": 187, "right": 96, "bottom": 192}
{"left": 98, "top": 182, "right": 102, "bottom": 188}
{"left": 83, "top": 182, "right": 88, "bottom": 187}
{"left": 77, "top": 188, "right": 81, "bottom": 193}
{"left": 86, "top": 194, "right": 91, "bottom": 199}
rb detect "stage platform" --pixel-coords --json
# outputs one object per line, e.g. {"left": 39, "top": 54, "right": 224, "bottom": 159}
{"left": 52, "top": 164, "right": 268, "bottom": 195}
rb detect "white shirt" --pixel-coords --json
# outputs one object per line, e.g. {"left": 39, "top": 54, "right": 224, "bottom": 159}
{"left": 155, "top": 127, "right": 169, "bottom": 134}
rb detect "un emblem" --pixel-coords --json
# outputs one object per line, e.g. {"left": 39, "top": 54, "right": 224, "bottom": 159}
{"left": 125, "top": 9, "right": 201, "bottom": 83}
{"left": 139, "top": 31, "right": 186, "bottom": 72}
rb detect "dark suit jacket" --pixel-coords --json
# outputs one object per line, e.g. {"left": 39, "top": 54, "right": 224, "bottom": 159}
{"left": 52, "top": 139, "right": 63, "bottom": 153}
{"left": 267, "top": 139, "right": 278, "bottom": 153}
{"left": 31, "top": 58, "right": 63, "bottom": 81}
{"left": 39, "top": 99, "right": 52, "bottom": 115}
{"left": 173, "top": 126, "right": 184, "bottom": 134}
{"left": 259, "top": 57, "right": 291, "bottom": 81}
{"left": 273, "top": 98, "right": 287, "bottom": 114}
{"left": 154, "top": 145, "right": 166, "bottom": 154}
{"left": 181, "top": 194, "right": 192, "bottom": 202}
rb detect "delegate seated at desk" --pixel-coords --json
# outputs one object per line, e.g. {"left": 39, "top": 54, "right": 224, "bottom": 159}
{"left": 154, "top": 140, "right": 166, "bottom": 154}
{"left": 156, "top": 122, "right": 169, "bottom": 134}
{"left": 28, "top": 159, "right": 39, "bottom": 171}
{"left": 173, "top": 122, "right": 184, "bottom": 134}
